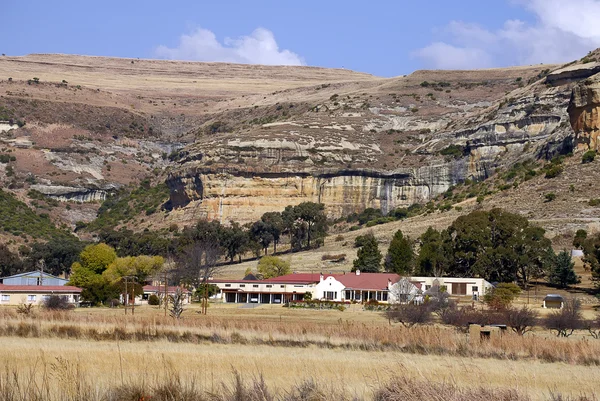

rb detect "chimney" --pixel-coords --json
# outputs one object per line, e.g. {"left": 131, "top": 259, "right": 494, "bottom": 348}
{"left": 319, "top": 272, "right": 323, "bottom": 282}
{"left": 387, "top": 278, "right": 392, "bottom": 289}
{"left": 356, "top": 269, "right": 361, "bottom": 276}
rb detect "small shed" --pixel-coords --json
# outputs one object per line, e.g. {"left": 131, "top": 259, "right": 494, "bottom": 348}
{"left": 543, "top": 294, "right": 564, "bottom": 309}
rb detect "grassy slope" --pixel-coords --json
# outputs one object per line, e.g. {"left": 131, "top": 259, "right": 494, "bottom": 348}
{"left": 0, "top": 189, "right": 73, "bottom": 242}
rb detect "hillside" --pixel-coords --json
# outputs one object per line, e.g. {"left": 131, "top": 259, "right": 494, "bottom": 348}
{"left": 1, "top": 51, "right": 600, "bottom": 252}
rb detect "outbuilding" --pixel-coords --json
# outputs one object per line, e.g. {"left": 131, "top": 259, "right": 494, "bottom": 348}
{"left": 543, "top": 294, "right": 564, "bottom": 309}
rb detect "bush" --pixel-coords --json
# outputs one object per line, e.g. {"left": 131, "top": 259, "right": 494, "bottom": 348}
{"left": 386, "top": 303, "right": 432, "bottom": 327}
{"left": 544, "top": 193, "right": 556, "bottom": 202}
{"left": 483, "top": 283, "right": 521, "bottom": 310}
{"left": 43, "top": 295, "right": 72, "bottom": 310}
{"left": 543, "top": 298, "right": 584, "bottom": 337}
{"left": 334, "top": 234, "right": 344, "bottom": 242}
{"left": 545, "top": 164, "right": 563, "bottom": 178}
{"left": 573, "top": 229, "right": 587, "bottom": 248}
{"left": 582, "top": 150, "right": 596, "bottom": 164}
{"left": 148, "top": 294, "right": 160, "bottom": 305}
{"left": 504, "top": 306, "right": 538, "bottom": 335}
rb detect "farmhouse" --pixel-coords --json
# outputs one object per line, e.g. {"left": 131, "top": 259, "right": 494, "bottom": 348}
{"left": 138, "top": 285, "right": 192, "bottom": 304}
{"left": 0, "top": 285, "right": 82, "bottom": 305}
{"left": 211, "top": 271, "right": 491, "bottom": 304}
{"left": 410, "top": 277, "right": 493, "bottom": 298}
{"left": 0, "top": 270, "right": 82, "bottom": 305}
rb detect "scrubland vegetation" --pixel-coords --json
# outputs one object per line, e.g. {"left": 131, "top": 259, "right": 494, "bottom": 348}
{"left": 0, "top": 306, "right": 599, "bottom": 400}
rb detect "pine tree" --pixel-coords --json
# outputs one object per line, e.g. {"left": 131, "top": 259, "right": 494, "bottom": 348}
{"left": 549, "top": 250, "right": 580, "bottom": 288}
{"left": 352, "top": 233, "right": 382, "bottom": 273}
{"left": 385, "top": 230, "right": 414, "bottom": 274}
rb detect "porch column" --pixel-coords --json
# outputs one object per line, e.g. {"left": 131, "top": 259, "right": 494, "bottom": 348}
{"left": 270, "top": 294, "right": 273, "bottom": 304}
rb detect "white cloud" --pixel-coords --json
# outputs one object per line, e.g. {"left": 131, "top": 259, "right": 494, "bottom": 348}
{"left": 414, "top": 42, "right": 493, "bottom": 70}
{"left": 155, "top": 27, "right": 304, "bottom": 66}
{"left": 414, "top": 0, "right": 600, "bottom": 69}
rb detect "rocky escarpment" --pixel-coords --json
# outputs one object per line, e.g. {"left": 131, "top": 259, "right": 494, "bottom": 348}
{"left": 166, "top": 165, "right": 465, "bottom": 222}
{"left": 30, "top": 184, "right": 116, "bottom": 202}
{"left": 568, "top": 67, "right": 600, "bottom": 151}
{"left": 166, "top": 65, "right": 586, "bottom": 223}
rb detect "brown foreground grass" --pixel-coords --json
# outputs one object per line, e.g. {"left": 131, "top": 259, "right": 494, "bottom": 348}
{"left": 0, "top": 306, "right": 600, "bottom": 400}
{"left": 1, "top": 337, "right": 599, "bottom": 401}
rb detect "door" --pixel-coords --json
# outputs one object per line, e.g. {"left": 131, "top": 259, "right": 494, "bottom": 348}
{"left": 452, "top": 283, "right": 467, "bottom": 295}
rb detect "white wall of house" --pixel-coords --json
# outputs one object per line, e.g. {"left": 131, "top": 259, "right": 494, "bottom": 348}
{"left": 409, "top": 277, "right": 492, "bottom": 296}
{"left": 0, "top": 292, "right": 80, "bottom": 305}
{"left": 314, "top": 276, "right": 345, "bottom": 301}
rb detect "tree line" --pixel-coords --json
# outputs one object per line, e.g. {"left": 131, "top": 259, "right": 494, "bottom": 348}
{"left": 0, "top": 201, "right": 329, "bottom": 280}
{"left": 354, "top": 208, "right": 579, "bottom": 288}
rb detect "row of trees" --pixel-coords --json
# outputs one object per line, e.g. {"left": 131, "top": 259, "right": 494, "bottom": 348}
{"left": 0, "top": 201, "right": 328, "bottom": 279}
{"left": 388, "top": 296, "right": 599, "bottom": 338}
{"left": 100, "top": 201, "right": 328, "bottom": 261}
{"left": 353, "top": 208, "right": 579, "bottom": 288}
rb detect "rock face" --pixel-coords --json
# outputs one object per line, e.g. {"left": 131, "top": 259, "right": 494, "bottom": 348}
{"left": 167, "top": 165, "right": 464, "bottom": 223}
{"left": 569, "top": 73, "right": 600, "bottom": 151}
{"left": 166, "top": 67, "right": 581, "bottom": 224}
{"left": 30, "top": 184, "right": 114, "bottom": 202}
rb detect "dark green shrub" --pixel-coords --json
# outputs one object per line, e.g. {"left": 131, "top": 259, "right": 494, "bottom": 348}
{"left": 582, "top": 150, "right": 596, "bottom": 164}
{"left": 544, "top": 193, "right": 556, "bottom": 202}
{"left": 148, "top": 294, "right": 160, "bottom": 305}
{"left": 545, "top": 164, "right": 563, "bottom": 178}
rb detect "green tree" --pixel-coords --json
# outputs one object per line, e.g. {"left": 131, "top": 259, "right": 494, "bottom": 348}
{"left": 416, "top": 227, "right": 450, "bottom": 277}
{"left": 352, "top": 233, "right": 382, "bottom": 273}
{"left": 294, "top": 202, "right": 327, "bottom": 249}
{"left": 102, "top": 255, "right": 164, "bottom": 283}
{"left": 67, "top": 243, "right": 121, "bottom": 305}
{"left": 78, "top": 243, "right": 117, "bottom": 274}
{"left": 220, "top": 222, "right": 248, "bottom": 263}
{"left": 445, "top": 209, "right": 554, "bottom": 284}
{"left": 0, "top": 243, "right": 22, "bottom": 276}
{"left": 573, "top": 229, "right": 587, "bottom": 249}
{"left": 26, "top": 237, "right": 84, "bottom": 276}
{"left": 250, "top": 220, "right": 274, "bottom": 255}
{"left": 261, "top": 212, "right": 284, "bottom": 253}
{"left": 257, "top": 255, "right": 291, "bottom": 278}
{"left": 385, "top": 229, "right": 414, "bottom": 274}
{"left": 549, "top": 250, "right": 580, "bottom": 288}
{"left": 483, "top": 283, "right": 521, "bottom": 310}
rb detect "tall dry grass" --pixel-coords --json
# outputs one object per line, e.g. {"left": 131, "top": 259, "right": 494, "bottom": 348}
{"left": 1, "top": 308, "right": 600, "bottom": 366}
{"left": 0, "top": 360, "right": 596, "bottom": 401}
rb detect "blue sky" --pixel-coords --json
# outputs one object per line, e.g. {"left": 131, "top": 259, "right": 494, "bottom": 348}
{"left": 2, "top": 0, "right": 600, "bottom": 77}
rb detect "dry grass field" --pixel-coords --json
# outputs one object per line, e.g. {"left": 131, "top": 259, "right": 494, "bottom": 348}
{"left": 0, "top": 304, "right": 599, "bottom": 400}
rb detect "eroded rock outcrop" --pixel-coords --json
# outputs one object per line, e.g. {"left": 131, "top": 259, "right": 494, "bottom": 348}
{"left": 569, "top": 73, "right": 600, "bottom": 151}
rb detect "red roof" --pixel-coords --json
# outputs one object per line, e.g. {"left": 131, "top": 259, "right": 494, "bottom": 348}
{"left": 211, "top": 272, "right": 413, "bottom": 291}
{"left": 0, "top": 284, "right": 82, "bottom": 293}
{"left": 143, "top": 285, "right": 191, "bottom": 294}
{"left": 332, "top": 273, "right": 401, "bottom": 290}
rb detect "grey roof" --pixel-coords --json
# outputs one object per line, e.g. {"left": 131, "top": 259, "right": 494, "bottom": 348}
{"left": 544, "top": 294, "right": 564, "bottom": 301}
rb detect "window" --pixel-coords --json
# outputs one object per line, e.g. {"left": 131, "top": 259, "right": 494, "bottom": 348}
{"left": 425, "top": 285, "right": 431, "bottom": 290}
{"left": 345, "top": 290, "right": 351, "bottom": 299}
{"left": 472, "top": 286, "right": 478, "bottom": 292}
{"left": 240, "top": 284, "right": 245, "bottom": 287}
{"left": 280, "top": 285, "right": 285, "bottom": 288}
{"left": 253, "top": 284, "right": 259, "bottom": 288}
{"left": 294, "top": 285, "right": 303, "bottom": 287}
{"left": 324, "top": 291, "right": 337, "bottom": 300}
{"left": 224, "top": 284, "right": 231, "bottom": 287}
{"left": 266, "top": 285, "right": 272, "bottom": 288}
{"left": 381, "top": 292, "right": 388, "bottom": 301}
{"left": 27, "top": 295, "right": 36, "bottom": 302}
{"left": 1, "top": 295, "right": 9, "bottom": 302}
